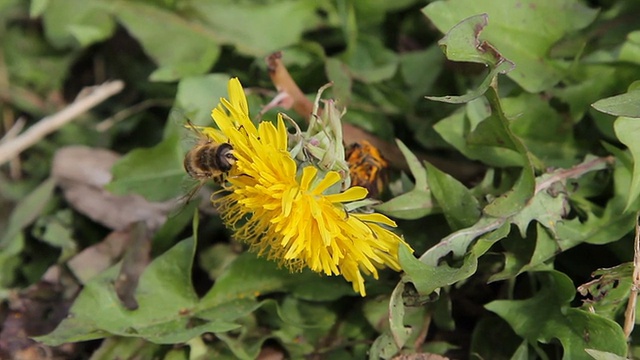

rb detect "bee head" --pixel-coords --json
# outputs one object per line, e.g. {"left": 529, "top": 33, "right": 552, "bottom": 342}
{"left": 217, "top": 143, "right": 236, "bottom": 171}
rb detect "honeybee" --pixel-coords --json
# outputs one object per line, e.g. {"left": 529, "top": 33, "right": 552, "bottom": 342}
{"left": 345, "top": 140, "right": 388, "bottom": 198}
{"left": 181, "top": 120, "right": 236, "bottom": 203}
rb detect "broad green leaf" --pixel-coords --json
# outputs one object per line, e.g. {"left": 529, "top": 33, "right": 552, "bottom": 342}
{"left": 619, "top": 31, "right": 640, "bottom": 65}
{"left": 387, "top": 281, "right": 411, "bottom": 351}
{"left": 88, "top": 337, "right": 162, "bottom": 360}
{"left": 374, "top": 189, "right": 436, "bottom": 220}
{"left": 342, "top": 35, "right": 399, "bottom": 83}
{"left": 38, "top": 238, "right": 240, "bottom": 345}
{"left": 0, "top": 177, "right": 56, "bottom": 246}
{"left": 0, "top": 178, "right": 56, "bottom": 288}
{"left": 169, "top": 73, "right": 233, "bottom": 134}
{"left": 200, "top": 252, "right": 353, "bottom": 306}
{"left": 480, "top": 88, "right": 535, "bottom": 218}
{"left": 112, "top": 1, "right": 220, "bottom": 82}
{"left": 3, "top": 27, "right": 76, "bottom": 95}
{"left": 29, "top": 0, "right": 48, "bottom": 17}
{"left": 399, "top": 45, "right": 444, "bottom": 100}
{"left": 505, "top": 93, "right": 579, "bottom": 168}
{"left": 369, "top": 332, "right": 401, "bottom": 359}
{"left": 32, "top": 209, "right": 78, "bottom": 262}
{"left": 613, "top": 117, "right": 640, "bottom": 210}
{"left": 585, "top": 349, "right": 629, "bottom": 360}
{"left": 550, "top": 64, "right": 619, "bottom": 123}
{"left": 470, "top": 316, "right": 523, "bottom": 360}
{"left": 41, "top": 0, "right": 115, "bottom": 47}
{"left": 192, "top": 1, "right": 320, "bottom": 57}
{"left": 593, "top": 89, "right": 640, "bottom": 118}
{"left": 425, "top": 162, "right": 480, "bottom": 230}
{"left": 486, "top": 270, "right": 627, "bottom": 360}
{"left": 423, "top": 0, "right": 598, "bottom": 92}
{"left": 106, "top": 135, "right": 184, "bottom": 202}
{"left": 433, "top": 108, "right": 522, "bottom": 167}
{"left": 375, "top": 140, "right": 437, "bottom": 219}
{"left": 325, "top": 58, "right": 352, "bottom": 104}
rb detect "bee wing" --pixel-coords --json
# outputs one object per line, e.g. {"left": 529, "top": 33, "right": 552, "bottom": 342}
{"left": 168, "top": 175, "right": 212, "bottom": 218}
{"left": 169, "top": 109, "right": 208, "bottom": 155}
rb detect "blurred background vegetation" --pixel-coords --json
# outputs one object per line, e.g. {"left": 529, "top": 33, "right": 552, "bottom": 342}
{"left": 2, "top": 0, "right": 640, "bottom": 359}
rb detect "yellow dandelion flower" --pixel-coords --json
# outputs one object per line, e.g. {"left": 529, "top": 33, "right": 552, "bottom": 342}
{"left": 207, "top": 78, "right": 411, "bottom": 296}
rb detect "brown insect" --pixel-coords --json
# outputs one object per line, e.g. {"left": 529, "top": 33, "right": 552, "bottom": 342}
{"left": 345, "top": 140, "right": 389, "bottom": 198}
{"left": 183, "top": 120, "right": 236, "bottom": 182}
{"left": 180, "top": 121, "right": 237, "bottom": 204}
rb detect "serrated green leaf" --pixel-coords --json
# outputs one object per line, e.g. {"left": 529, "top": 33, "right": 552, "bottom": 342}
{"left": 435, "top": 13, "right": 515, "bottom": 70}
{"left": 577, "top": 263, "right": 633, "bottom": 319}
{"left": 486, "top": 270, "right": 627, "bottom": 360}
{"left": 387, "top": 281, "right": 411, "bottom": 352}
{"left": 423, "top": 0, "right": 598, "bottom": 92}
{"left": 106, "top": 135, "right": 184, "bottom": 202}
{"left": 403, "top": 221, "right": 509, "bottom": 295}
{"left": 510, "top": 174, "right": 570, "bottom": 237}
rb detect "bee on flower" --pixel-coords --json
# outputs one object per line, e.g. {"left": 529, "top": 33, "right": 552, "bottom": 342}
{"left": 194, "top": 77, "right": 412, "bottom": 296}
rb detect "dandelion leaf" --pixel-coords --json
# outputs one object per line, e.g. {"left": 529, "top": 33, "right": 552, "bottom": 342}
{"left": 485, "top": 271, "right": 627, "bottom": 360}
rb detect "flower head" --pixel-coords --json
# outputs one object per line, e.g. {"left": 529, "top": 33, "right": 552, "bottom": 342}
{"left": 204, "top": 78, "right": 411, "bottom": 296}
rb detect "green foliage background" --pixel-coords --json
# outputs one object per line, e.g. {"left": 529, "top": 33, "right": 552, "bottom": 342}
{"left": 2, "top": 0, "right": 640, "bottom": 359}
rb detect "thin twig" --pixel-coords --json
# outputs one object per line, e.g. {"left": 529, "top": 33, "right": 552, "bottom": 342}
{"left": 96, "top": 98, "right": 173, "bottom": 132}
{"left": 623, "top": 212, "right": 640, "bottom": 338}
{"left": 0, "top": 80, "right": 125, "bottom": 166}
{"left": 0, "top": 116, "right": 25, "bottom": 144}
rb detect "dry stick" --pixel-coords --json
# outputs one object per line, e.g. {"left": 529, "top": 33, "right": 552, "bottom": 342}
{"left": 624, "top": 212, "right": 640, "bottom": 338}
{"left": 0, "top": 80, "right": 125, "bottom": 166}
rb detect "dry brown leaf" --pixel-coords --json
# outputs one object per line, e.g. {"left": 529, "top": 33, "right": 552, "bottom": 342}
{"left": 51, "top": 146, "right": 174, "bottom": 231}
{"left": 66, "top": 229, "right": 130, "bottom": 284}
